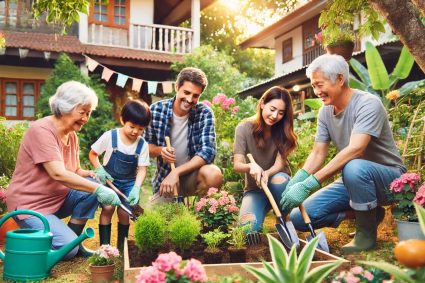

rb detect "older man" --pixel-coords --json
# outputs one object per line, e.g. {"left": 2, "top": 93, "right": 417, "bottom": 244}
{"left": 280, "top": 54, "right": 405, "bottom": 253}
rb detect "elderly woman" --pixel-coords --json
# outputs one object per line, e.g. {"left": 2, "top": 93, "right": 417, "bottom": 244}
{"left": 6, "top": 81, "right": 121, "bottom": 259}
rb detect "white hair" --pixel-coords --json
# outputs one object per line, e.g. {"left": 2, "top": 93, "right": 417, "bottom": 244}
{"left": 49, "top": 81, "right": 98, "bottom": 117}
{"left": 306, "top": 54, "right": 349, "bottom": 85}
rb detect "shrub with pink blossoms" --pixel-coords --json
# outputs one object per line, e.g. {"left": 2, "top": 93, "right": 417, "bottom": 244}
{"left": 330, "top": 266, "right": 391, "bottom": 283}
{"left": 195, "top": 187, "right": 239, "bottom": 231}
{"left": 389, "top": 172, "right": 425, "bottom": 221}
{"left": 136, "top": 252, "right": 207, "bottom": 283}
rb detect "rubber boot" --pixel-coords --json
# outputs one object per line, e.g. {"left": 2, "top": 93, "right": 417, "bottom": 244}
{"left": 348, "top": 206, "right": 385, "bottom": 237}
{"left": 99, "top": 224, "right": 112, "bottom": 245}
{"left": 342, "top": 208, "right": 377, "bottom": 254}
{"left": 117, "top": 223, "right": 129, "bottom": 252}
{"left": 67, "top": 222, "right": 95, "bottom": 257}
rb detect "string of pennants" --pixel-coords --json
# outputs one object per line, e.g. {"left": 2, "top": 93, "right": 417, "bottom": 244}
{"left": 84, "top": 55, "right": 174, "bottom": 95}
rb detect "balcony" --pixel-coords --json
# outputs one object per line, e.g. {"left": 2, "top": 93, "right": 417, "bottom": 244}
{"left": 87, "top": 23, "right": 194, "bottom": 54}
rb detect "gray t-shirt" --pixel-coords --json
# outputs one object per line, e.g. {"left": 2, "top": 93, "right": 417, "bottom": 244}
{"left": 234, "top": 120, "right": 287, "bottom": 191}
{"left": 316, "top": 89, "right": 405, "bottom": 170}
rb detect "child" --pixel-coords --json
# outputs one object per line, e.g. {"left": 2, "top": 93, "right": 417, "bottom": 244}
{"left": 89, "top": 99, "right": 151, "bottom": 250}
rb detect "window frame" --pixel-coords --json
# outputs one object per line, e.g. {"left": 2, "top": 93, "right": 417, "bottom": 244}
{"left": 89, "top": 0, "right": 130, "bottom": 29}
{"left": 282, "top": 38, "right": 293, "bottom": 63}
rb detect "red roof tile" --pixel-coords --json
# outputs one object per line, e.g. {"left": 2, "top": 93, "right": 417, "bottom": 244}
{"left": 1, "top": 30, "right": 183, "bottom": 63}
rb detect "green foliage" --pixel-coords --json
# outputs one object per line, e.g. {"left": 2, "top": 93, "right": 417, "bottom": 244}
{"left": 156, "top": 202, "right": 188, "bottom": 222}
{"left": 201, "top": 229, "right": 230, "bottom": 249}
{"left": 244, "top": 234, "right": 343, "bottom": 283}
{"left": 37, "top": 53, "right": 117, "bottom": 167}
{"left": 134, "top": 210, "right": 166, "bottom": 252}
{"left": 0, "top": 119, "right": 28, "bottom": 178}
{"left": 168, "top": 211, "right": 201, "bottom": 251}
{"left": 171, "top": 45, "right": 246, "bottom": 101}
{"left": 415, "top": 203, "right": 425, "bottom": 236}
{"left": 227, "top": 225, "right": 248, "bottom": 249}
{"left": 32, "top": 0, "right": 90, "bottom": 34}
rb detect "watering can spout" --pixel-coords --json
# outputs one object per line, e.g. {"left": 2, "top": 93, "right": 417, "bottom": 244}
{"left": 47, "top": 227, "right": 95, "bottom": 270}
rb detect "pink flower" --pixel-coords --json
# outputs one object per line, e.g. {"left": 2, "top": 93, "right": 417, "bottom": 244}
{"left": 136, "top": 266, "right": 166, "bottom": 283}
{"left": 350, "top": 266, "right": 363, "bottom": 274}
{"left": 208, "top": 203, "right": 218, "bottom": 214}
{"left": 202, "top": 100, "right": 212, "bottom": 108}
{"left": 153, "top": 252, "right": 182, "bottom": 273}
{"left": 207, "top": 187, "right": 218, "bottom": 197}
{"left": 413, "top": 183, "right": 425, "bottom": 205}
{"left": 212, "top": 93, "right": 227, "bottom": 105}
{"left": 221, "top": 98, "right": 236, "bottom": 110}
{"left": 364, "top": 270, "right": 374, "bottom": 281}
{"left": 232, "top": 106, "right": 239, "bottom": 114}
{"left": 195, "top": 198, "right": 207, "bottom": 212}
{"left": 181, "top": 259, "right": 207, "bottom": 282}
{"left": 345, "top": 274, "right": 360, "bottom": 283}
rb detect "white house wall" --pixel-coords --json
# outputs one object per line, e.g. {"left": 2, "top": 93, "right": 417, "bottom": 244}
{"left": 275, "top": 26, "right": 303, "bottom": 76}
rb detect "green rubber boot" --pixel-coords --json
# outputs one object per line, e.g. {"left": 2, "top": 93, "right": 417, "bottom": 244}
{"left": 117, "top": 223, "right": 129, "bottom": 252}
{"left": 99, "top": 224, "right": 112, "bottom": 245}
{"left": 342, "top": 208, "right": 377, "bottom": 254}
{"left": 67, "top": 222, "right": 95, "bottom": 257}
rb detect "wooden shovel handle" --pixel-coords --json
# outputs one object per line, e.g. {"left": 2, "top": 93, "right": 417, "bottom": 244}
{"left": 165, "top": 136, "right": 178, "bottom": 197}
{"left": 247, "top": 153, "right": 283, "bottom": 218}
{"left": 299, "top": 204, "right": 312, "bottom": 224}
{"left": 105, "top": 179, "right": 129, "bottom": 201}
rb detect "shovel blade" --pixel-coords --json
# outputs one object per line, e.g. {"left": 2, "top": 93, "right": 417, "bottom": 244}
{"left": 285, "top": 220, "right": 300, "bottom": 248}
{"left": 306, "top": 231, "right": 330, "bottom": 253}
{"left": 275, "top": 223, "right": 296, "bottom": 250}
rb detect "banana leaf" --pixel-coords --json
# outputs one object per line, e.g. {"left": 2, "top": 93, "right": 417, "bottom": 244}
{"left": 392, "top": 46, "right": 415, "bottom": 80}
{"left": 365, "top": 42, "right": 390, "bottom": 90}
{"left": 350, "top": 57, "right": 372, "bottom": 87}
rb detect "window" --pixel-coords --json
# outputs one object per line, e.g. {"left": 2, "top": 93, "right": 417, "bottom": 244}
{"left": 0, "top": 79, "right": 42, "bottom": 120}
{"left": 90, "top": 0, "right": 129, "bottom": 28}
{"left": 282, "top": 38, "right": 293, "bottom": 63}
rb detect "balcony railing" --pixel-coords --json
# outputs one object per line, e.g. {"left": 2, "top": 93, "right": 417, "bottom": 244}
{"left": 87, "top": 23, "right": 194, "bottom": 54}
{"left": 303, "top": 45, "right": 326, "bottom": 66}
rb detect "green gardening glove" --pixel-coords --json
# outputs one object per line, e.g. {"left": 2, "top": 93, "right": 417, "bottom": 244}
{"left": 128, "top": 185, "right": 141, "bottom": 206}
{"left": 280, "top": 169, "right": 310, "bottom": 200}
{"left": 94, "top": 166, "right": 114, "bottom": 184}
{"left": 280, "top": 175, "right": 320, "bottom": 214}
{"left": 94, "top": 185, "right": 121, "bottom": 206}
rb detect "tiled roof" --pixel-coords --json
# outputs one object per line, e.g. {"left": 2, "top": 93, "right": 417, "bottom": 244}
{"left": 1, "top": 30, "right": 183, "bottom": 63}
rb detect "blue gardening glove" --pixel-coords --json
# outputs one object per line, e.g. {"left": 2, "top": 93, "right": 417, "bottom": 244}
{"left": 280, "top": 169, "right": 310, "bottom": 200}
{"left": 94, "top": 166, "right": 114, "bottom": 184}
{"left": 280, "top": 175, "right": 320, "bottom": 214}
{"left": 128, "top": 185, "right": 141, "bottom": 206}
{"left": 94, "top": 185, "right": 121, "bottom": 206}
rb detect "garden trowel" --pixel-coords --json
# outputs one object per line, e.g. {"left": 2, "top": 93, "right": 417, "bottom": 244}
{"left": 247, "top": 154, "right": 300, "bottom": 250}
{"left": 105, "top": 179, "right": 144, "bottom": 221}
{"left": 299, "top": 204, "right": 330, "bottom": 252}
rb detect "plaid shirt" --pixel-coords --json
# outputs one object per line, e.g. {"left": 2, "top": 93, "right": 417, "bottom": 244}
{"left": 144, "top": 98, "right": 217, "bottom": 193}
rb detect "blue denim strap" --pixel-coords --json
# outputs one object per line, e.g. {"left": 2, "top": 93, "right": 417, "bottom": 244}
{"left": 111, "top": 129, "right": 118, "bottom": 150}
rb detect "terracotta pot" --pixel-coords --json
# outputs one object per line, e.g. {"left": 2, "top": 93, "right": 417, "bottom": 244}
{"left": 0, "top": 214, "right": 20, "bottom": 245}
{"left": 89, "top": 263, "right": 115, "bottom": 283}
{"left": 326, "top": 40, "right": 355, "bottom": 61}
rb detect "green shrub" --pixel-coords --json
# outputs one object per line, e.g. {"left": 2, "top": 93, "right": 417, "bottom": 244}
{"left": 156, "top": 202, "right": 188, "bottom": 222}
{"left": 227, "top": 225, "right": 247, "bottom": 249}
{"left": 201, "top": 229, "right": 229, "bottom": 250}
{"left": 169, "top": 211, "right": 201, "bottom": 250}
{"left": 134, "top": 210, "right": 166, "bottom": 252}
{"left": 37, "top": 53, "right": 117, "bottom": 167}
{"left": 0, "top": 119, "right": 28, "bottom": 178}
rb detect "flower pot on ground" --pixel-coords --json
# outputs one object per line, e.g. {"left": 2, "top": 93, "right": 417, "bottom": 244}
{"left": 88, "top": 245, "right": 120, "bottom": 283}
{"left": 0, "top": 188, "right": 20, "bottom": 245}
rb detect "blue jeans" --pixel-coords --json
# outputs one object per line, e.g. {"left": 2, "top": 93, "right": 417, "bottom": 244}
{"left": 290, "top": 159, "right": 404, "bottom": 232}
{"left": 14, "top": 188, "right": 98, "bottom": 260}
{"left": 239, "top": 172, "right": 290, "bottom": 232}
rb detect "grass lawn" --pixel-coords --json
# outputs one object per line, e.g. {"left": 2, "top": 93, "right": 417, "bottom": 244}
{"left": 0, "top": 192, "right": 400, "bottom": 283}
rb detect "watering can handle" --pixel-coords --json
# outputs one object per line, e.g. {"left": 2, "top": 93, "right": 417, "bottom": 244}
{"left": 0, "top": 209, "right": 50, "bottom": 233}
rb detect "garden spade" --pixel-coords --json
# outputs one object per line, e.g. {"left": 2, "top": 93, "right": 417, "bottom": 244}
{"left": 299, "top": 204, "right": 330, "bottom": 252}
{"left": 247, "top": 154, "right": 299, "bottom": 250}
{"left": 165, "top": 136, "right": 184, "bottom": 203}
{"left": 105, "top": 179, "right": 144, "bottom": 221}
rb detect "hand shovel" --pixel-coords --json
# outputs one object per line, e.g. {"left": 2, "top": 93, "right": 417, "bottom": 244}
{"left": 247, "top": 154, "right": 299, "bottom": 250}
{"left": 299, "top": 204, "right": 330, "bottom": 252}
{"left": 105, "top": 179, "right": 144, "bottom": 221}
{"left": 165, "top": 136, "right": 184, "bottom": 203}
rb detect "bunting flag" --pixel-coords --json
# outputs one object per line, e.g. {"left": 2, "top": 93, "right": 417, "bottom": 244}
{"left": 84, "top": 55, "right": 174, "bottom": 95}
{"left": 116, "top": 73, "right": 129, "bottom": 88}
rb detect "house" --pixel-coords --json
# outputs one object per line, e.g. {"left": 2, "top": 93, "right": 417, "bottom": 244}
{"left": 237, "top": 0, "right": 422, "bottom": 112}
{"left": 0, "top": 0, "right": 216, "bottom": 122}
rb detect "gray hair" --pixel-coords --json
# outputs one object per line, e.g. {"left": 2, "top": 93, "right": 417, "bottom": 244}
{"left": 49, "top": 81, "right": 98, "bottom": 117}
{"left": 306, "top": 54, "right": 349, "bottom": 85}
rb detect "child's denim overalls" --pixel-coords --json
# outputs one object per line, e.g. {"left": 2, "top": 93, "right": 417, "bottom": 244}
{"left": 104, "top": 129, "right": 144, "bottom": 197}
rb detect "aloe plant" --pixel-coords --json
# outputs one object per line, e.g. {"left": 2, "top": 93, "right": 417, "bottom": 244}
{"left": 349, "top": 42, "right": 425, "bottom": 108}
{"left": 243, "top": 234, "right": 343, "bottom": 283}
{"left": 360, "top": 203, "right": 425, "bottom": 283}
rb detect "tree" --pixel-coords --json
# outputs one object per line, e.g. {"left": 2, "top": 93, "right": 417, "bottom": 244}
{"left": 319, "top": 0, "right": 425, "bottom": 74}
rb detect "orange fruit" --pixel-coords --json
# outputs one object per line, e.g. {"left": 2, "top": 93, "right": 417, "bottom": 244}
{"left": 394, "top": 239, "right": 425, "bottom": 268}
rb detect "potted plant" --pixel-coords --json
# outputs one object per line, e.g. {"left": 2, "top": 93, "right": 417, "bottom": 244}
{"left": 88, "top": 244, "right": 120, "bottom": 283}
{"left": 135, "top": 251, "right": 207, "bottom": 283}
{"left": 319, "top": 28, "right": 356, "bottom": 61}
{"left": 194, "top": 187, "right": 239, "bottom": 232}
{"left": 201, "top": 229, "right": 229, "bottom": 264}
{"left": 389, "top": 172, "right": 425, "bottom": 240}
{"left": 227, "top": 225, "right": 248, "bottom": 263}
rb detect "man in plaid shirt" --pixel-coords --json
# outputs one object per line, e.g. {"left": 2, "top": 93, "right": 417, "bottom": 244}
{"left": 144, "top": 67, "right": 223, "bottom": 203}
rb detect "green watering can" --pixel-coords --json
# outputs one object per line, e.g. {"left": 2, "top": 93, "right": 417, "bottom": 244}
{"left": 0, "top": 210, "right": 94, "bottom": 282}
